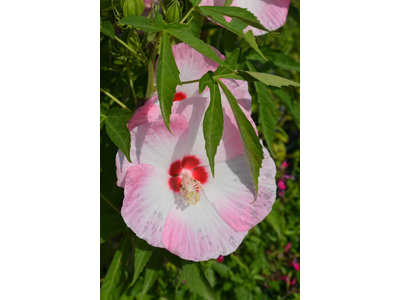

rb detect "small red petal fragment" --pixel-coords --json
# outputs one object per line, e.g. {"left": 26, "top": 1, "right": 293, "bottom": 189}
{"left": 182, "top": 156, "right": 201, "bottom": 170}
{"left": 192, "top": 166, "right": 208, "bottom": 184}
{"left": 169, "top": 160, "right": 182, "bottom": 176}
{"left": 169, "top": 177, "right": 182, "bottom": 192}
{"left": 173, "top": 92, "right": 186, "bottom": 102}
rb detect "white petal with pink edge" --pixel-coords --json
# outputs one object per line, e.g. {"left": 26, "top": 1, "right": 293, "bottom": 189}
{"left": 122, "top": 164, "right": 174, "bottom": 248}
{"left": 116, "top": 114, "right": 189, "bottom": 187}
{"left": 200, "top": 0, "right": 290, "bottom": 35}
{"left": 125, "top": 97, "right": 246, "bottom": 167}
{"left": 162, "top": 191, "right": 248, "bottom": 261}
{"left": 202, "top": 148, "right": 277, "bottom": 231}
{"left": 237, "top": 0, "right": 290, "bottom": 34}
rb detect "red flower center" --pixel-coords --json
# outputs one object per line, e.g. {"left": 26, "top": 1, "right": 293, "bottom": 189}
{"left": 168, "top": 155, "right": 208, "bottom": 192}
{"left": 173, "top": 92, "right": 187, "bottom": 102}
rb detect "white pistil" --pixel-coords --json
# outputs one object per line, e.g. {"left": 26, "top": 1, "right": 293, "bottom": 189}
{"left": 180, "top": 173, "right": 202, "bottom": 205}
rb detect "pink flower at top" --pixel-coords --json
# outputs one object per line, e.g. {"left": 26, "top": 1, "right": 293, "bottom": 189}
{"left": 116, "top": 44, "right": 277, "bottom": 262}
{"left": 200, "top": 0, "right": 290, "bottom": 36}
{"left": 133, "top": 42, "right": 253, "bottom": 124}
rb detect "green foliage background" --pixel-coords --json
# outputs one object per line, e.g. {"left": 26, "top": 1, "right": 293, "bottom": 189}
{"left": 101, "top": 0, "right": 300, "bottom": 299}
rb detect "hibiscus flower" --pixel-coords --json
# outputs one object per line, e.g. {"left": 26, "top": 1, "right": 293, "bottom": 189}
{"left": 200, "top": 0, "right": 290, "bottom": 36}
{"left": 116, "top": 43, "right": 277, "bottom": 261}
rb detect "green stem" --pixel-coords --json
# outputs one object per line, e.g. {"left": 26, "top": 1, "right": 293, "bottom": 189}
{"left": 127, "top": 60, "right": 137, "bottom": 106}
{"left": 100, "top": 193, "right": 120, "bottom": 215}
{"left": 181, "top": 79, "right": 200, "bottom": 85}
{"left": 146, "top": 33, "right": 162, "bottom": 98}
{"left": 180, "top": 7, "right": 195, "bottom": 23}
{"left": 100, "top": 88, "right": 130, "bottom": 111}
{"left": 114, "top": 36, "right": 138, "bottom": 55}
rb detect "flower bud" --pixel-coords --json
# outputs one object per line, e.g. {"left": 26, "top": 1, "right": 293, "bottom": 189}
{"left": 166, "top": 0, "right": 182, "bottom": 23}
{"left": 122, "top": 0, "right": 145, "bottom": 17}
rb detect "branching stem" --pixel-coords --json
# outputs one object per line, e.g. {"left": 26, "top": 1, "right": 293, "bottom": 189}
{"left": 180, "top": 7, "right": 195, "bottom": 24}
{"left": 100, "top": 88, "right": 130, "bottom": 111}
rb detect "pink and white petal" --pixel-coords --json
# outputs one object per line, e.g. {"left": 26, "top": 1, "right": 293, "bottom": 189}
{"left": 162, "top": 193, "right": 247, "bottom": 261}
{"left": 170, "top": 97, "right": 247, "bottom": 165}
{"left": 116, "top": 114, "right": 188, "bottom": 187}
{"left": 237, "top": 0, "right": 290, "bottom": 34}
{"left": 172, "top": 43, "right": 222, "bottom": 84}
{"left": 200, "top": 0, "right": 290, "bottom": 35}
{"left": 122, "top": 164, "right": 174, "bottom": 248}
{"left": 127, "top": 102, "right": 162, "bottom": 131}
{"left": 202, "top": 148, "right": 277, "bottom": 231}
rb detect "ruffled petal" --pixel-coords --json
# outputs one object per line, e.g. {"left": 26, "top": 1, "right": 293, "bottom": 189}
{"left": 116, "top": 114, "right": 188, "bottom": 187}
{"left": 202, "top": 148, "right": 277, "bottom": 231}
{"left": 162, "top": 192, "right": 247, "bottom": 261}
{"left": 127, "top": 102, "right": 161, "bottom": 131}
{"left": 237, "top": 0, "right": 290, "bottom": 34}
{"left": 172, "top": 43, "right": 222, "bottom": 99}
{"left": 122, "top": 164, "right": 174, "bottom": 248}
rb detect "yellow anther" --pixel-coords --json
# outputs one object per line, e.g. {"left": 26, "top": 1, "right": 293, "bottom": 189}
{"left": 180, "top": 176, "right": 202, "bottom": 205}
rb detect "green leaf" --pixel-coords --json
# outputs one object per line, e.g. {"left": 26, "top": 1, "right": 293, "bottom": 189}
{"left": 165, "top": 23, "right": 232, "bottom": 71}
{"left": 199, "top": 71, "right": 214, "bottom": 93}
{"left": 246, "top": 71, "right": 300, "bottom": 88}
{"left": 104, "top": 107, "right": 133, "bottom": 163}
{"left": 182, "top": 260, "right": 217, "bottom": 300}
{"left": 217, "top": 71, "right": 300, "bottom": 88}
{"left": 247, "top": 48, "right": 300, "bottom": 71}
{"left": 139, "top": 249, "right": 164, "bottom": 298}
{"left": 199, "top": 6, "right": 267, "bottom": 31}
{"left": 119, "top": 16, "right": 165, "bottom": 32}
{"left": 189, "top": 0, "right": 201, "bottom": 7}
{"left": 131, "top": 238, "right": 154, "bottom": 286}
{"left": 100, "top": 231, "right": 131, "bottom": 300}
{"left": 100, "top": 213, "right": 126, "bottom": 244}
{"left": 101, "top": 21, "right": 115, "bottom": 39}
{"left": 224, "top": 0, "right": 234, "bottom": 6}
{"left": 234, "top": 286, "right": 251, "bottom": 300}
{"left": 254, "top": 83, "right": 277, "bottom": 157}
{"left": 246, "top": 61, "right": 277, "bottom": 156}
{"left": 197, "top": 7, "right": 267, "bottom": 60}
{"left": 273, "top": 88, "right": 300, "bottom": 128}
{"left": 243, "top": 30, "right": 267, "bottom": 61}
{"left": 211, "top": 262, "right": 230, "bottom": 279}
{"left": 214, "top": 48, "right": 240, "bottom": 77}
{"left": 221, "top": 30, "right": 237, "bottom": 57}
{"left": 156, "top": 31, "right": 182, "bottom": 132}
{"left": 119, "top": 281, "right": 143, "bottom": 300}
{"left": 188, "top": 11, "right": 202, "bottom": 38}
{"left": 266, "top": 207, "right": 282, "bottom": 240}
{"left": 218, "top": 79, "right": 263, "bottom": 198}
{"left": 202, "top": 74, "right": 224, "bottom": 177}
